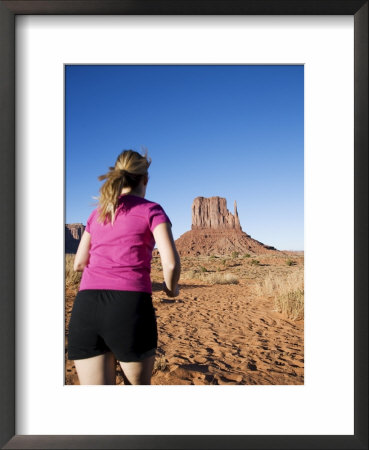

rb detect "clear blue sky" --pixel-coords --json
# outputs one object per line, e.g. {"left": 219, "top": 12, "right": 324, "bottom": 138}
{"left": 66, "top": 65, "right": 304, "bottom": 250}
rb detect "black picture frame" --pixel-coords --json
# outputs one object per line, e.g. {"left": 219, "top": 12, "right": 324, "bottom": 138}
{"left": 0, "top": 1, "right": 367, "bottom": 449}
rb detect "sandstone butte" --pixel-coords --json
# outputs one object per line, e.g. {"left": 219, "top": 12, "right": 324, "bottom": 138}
{"left": 65, "top": 223, "right": 85, "bottom": 253}
{"left": 65, "top": 196, "right": 277, "bottom": 256}
{"left": 174, "top": 196, "right": 277, "bottom": 256}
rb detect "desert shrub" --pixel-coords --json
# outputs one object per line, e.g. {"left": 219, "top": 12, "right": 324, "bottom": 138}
{"left": 231, "top": 251, "right": 239, "bottom": 259}
{"left": 153, "top": 355, "right": 167, "bottom": 373}
{"left": 250, "top": 259, "right": 260, "bottom": 266}
{"left": 199, "top": 266, "right": 208, "bottom": 273}
{"left": 221, "top": 259, "right": 227, "bottom": 266}
{"left": 65, "top": 254, "right": 82, "bottom": 288}
{"left": 207, "top": 272, "right": 239, "bottom": 285}
{"left": 209, "top": 255, "right": 216, "bottom": 260}
{"left": 286, "top": 259, "right": 296, "bottom": 266}
{"left": 244, "top": 253, "right": 251, "bottom": 258}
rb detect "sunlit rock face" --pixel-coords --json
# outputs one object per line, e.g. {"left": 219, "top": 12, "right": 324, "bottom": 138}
{"left": 191, "top": 197, "right": 241, "bottom": 231}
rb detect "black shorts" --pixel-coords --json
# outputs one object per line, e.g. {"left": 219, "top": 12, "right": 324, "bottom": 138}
{"left": 67, "top": 289, "right": 157, "bottom": 362}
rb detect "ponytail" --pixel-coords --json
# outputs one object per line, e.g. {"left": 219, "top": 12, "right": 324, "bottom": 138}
{"left": 96, "top": 149, "right": 151, "bottom": 224}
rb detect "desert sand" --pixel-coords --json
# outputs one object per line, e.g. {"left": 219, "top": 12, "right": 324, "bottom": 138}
{"left": 65, "top": 252, "right": 304, "bottom": 385}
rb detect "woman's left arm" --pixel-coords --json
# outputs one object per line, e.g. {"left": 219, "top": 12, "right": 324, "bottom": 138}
{"left": 73, "top": 231, "right": 91, "bottom": 271}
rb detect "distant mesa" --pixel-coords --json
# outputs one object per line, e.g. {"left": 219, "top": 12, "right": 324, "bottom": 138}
{"left": 65, "top": 223, "right": 85, "bottom": 253}
{"left": 175, "top": 196, "right": 277, "bottom": 256}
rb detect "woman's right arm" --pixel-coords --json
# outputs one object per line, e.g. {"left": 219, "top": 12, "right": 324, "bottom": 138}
{"left": 153, "top": 222, "right": 181, "bottom": 297}
{"left": 73, "top": 230, "right": 91, "bottom": 271}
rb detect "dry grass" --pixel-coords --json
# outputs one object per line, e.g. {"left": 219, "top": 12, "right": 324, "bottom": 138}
{"left": 180, "top": 269, "right": 198, "bottom": 280}
{"left": 274, "top": 288, "right": 304, "bottom": 321}
{"left": 254, "top": 268, "right": 304, "bottom": 320}
{"left": 65, "top": 254, "right": 82, "bottom": 288}
{"left": 181, "top": 270, "right": 239, "bottom": 285}
{"left": 207, "top": 272, "right": 239, "bottom": 285}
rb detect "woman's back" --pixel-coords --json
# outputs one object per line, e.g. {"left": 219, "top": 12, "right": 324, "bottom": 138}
{"left": 80, "top": 194, "right": 171, "bottom": 293}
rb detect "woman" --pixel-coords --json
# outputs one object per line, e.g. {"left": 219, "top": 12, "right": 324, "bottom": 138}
{"left": 68, "top": 150, "right": 181, "bottom": 385}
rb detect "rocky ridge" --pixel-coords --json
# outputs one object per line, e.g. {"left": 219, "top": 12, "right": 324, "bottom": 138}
{"left": 65, "top": 196, "right": 277, "bottom": 256}
{"left": 65, "top": 223, "right": 85, "bottom": 253}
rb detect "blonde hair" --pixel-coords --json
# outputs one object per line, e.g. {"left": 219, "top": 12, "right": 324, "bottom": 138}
{"left": 96, "top": 149, "right": 151, "bottom": 224}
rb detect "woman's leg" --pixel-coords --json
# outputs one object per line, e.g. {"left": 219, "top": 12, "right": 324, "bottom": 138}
{"left": 74, "top": 351, "right": 116, "bottom": 385}
{"left": 119, "top": 355, "right": 155, "bottom": 385}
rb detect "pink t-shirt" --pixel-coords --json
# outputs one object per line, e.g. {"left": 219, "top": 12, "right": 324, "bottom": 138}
{"left": 79, "top": 194, "right": 171, "bottom": 293}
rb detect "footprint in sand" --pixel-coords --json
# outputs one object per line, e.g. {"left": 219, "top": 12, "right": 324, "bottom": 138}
{"left": 173, "top": 354, "right": 191, "bottom": 362}
{"left": 247, "top": 361, "right": 258, "bottom": 371}
{"left": 260, "top": 318, "right": 277, "bottom": 326}
{"left": 193, "top": 356, "right": 207, "bottom": 364}
{"left": 217, "top": 373, "right": 243, "bottom": 384}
